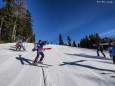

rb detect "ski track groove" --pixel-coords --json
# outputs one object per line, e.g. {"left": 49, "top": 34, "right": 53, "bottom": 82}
{"left": 41, "top": 67, "right": 57, "bottom": 86}
{"left": 57, "top": 73, "right": 60, "bottom": 86}
{"left": 41, "top": 67, "right": 46, "bottom": 86}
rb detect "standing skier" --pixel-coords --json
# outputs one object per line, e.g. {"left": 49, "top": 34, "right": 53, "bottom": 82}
{"left": 108, "top": 41, "right": 115, "bottom": 64}
{"left": 96, "top": 43, "right": 106, "bottom": 57}
{"left": 33, "top": 40, "right": 47, "bottom": 64}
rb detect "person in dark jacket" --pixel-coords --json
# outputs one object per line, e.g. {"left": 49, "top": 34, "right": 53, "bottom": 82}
{"left": 96, "top": 43, "right": 106, "bottom": 57}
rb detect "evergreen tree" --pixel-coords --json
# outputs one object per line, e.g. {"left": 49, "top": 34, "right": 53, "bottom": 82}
{"left": 0, "top": 0, "right": 35, "bottom": 43}
{"left": 0, "top": 6, "right": 13, "bottom": 42}
{"left": 79, "top": 33, "right": 101, "bottom": 49}
{"left": 67, "top": 36, "right": 71, "bottom": 46}
{"left": 94, "top": 33, "right": 101, "bottom": 43}
{"left": 78, "top": 43, "right": 80, "bottom": 47}
{"left": 72, "top": 40, "right": 77, "bottom": 47}
{"left": 59, "top": 34, "right": 64, "bottom": 45}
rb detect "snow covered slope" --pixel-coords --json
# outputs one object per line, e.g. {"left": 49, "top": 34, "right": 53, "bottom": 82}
{"left": 0, "top": 43, "right": 115, "bottom": 86}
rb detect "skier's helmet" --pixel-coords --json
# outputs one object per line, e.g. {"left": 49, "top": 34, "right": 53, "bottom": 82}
{"left": 38, "top": 40, "right": 42, "bottom": 44}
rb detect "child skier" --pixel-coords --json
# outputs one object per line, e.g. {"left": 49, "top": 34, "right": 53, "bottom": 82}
{"left": 16, "top": 39, "right": 25, "bottom": 51}
{"left": 108, "top": 41, "right": 115, "bottom": 64}
{"left": 33, "top": 40, "right": 47, "bottom": 64}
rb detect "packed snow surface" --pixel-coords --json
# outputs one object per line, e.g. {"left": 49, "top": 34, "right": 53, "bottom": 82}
{"left": 0, "top": 43, "right": 115, "bottom": 86}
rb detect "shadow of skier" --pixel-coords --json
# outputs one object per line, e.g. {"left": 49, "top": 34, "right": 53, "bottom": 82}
{"left": 16, "top": 55, "right": 32, "bottom": 65}
{"left": 65, "top": 53, "right": 110, "bottom": 60}
{"left": 59, "top": 60, "right": 115, "bottom": 73}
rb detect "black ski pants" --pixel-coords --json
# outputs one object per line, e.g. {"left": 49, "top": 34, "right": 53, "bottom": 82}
{"left": 16, "top": 45, "right": 25, "bottom": 50}
{"left": 34, "top": 52, "right": 44, "bottom": 63}
{"left": 19, "top": 45, "right": 25, "bottom": 50}
{"left": 113, "top": 56, "right": 115, "bottom": 64}
{"left": 97, "top": 49, "right": 106, "bottom": 57}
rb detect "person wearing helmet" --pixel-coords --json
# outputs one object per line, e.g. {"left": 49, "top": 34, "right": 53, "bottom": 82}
{"left": 33, "top": 40, "right": 47, "bottom": 64}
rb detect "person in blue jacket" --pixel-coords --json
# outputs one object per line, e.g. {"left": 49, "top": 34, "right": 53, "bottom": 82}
{"left": 33, "top": 40, "right": 47, "bottom": 64}
{"left": 108, "top": 40, "right": 115, "bottom": 64}
{"left": 16, "top": 39, "right": 25, "bottom": 51}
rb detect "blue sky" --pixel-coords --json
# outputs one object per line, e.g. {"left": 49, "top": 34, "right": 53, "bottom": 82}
{"left": 0, "top": 0, "right": 115, "bottom": 43}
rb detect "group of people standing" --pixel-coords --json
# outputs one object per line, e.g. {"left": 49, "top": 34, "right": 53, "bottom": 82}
{"left": 95, "top": 41, "right": 115, "bottom": 64}
{"left": 15, "top": 38, "right": 115, "bottom": 65}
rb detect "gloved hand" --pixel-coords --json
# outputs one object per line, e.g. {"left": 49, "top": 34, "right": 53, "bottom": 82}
{"left": 32, "top": 48, "right": 35, "bottom": 51}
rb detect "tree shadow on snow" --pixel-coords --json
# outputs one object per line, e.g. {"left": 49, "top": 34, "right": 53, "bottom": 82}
{"left": 59, "top": 60, "right": 115, "bottom": 72}
{"left": 65, "top": 53, "right": 110, "bottom": 60}
{"left": 16, "top": 55, "right": 32, "bottom": 65}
